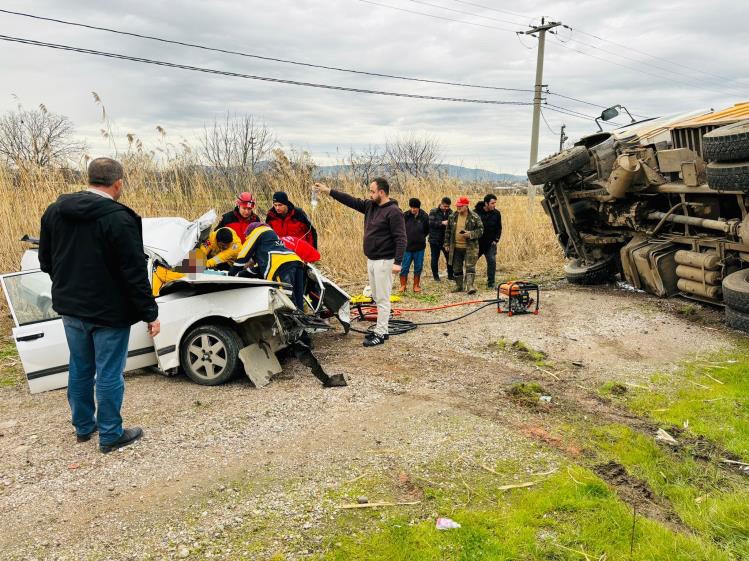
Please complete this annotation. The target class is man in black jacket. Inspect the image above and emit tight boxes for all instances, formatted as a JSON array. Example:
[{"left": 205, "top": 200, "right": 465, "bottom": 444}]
[
  {"left": 39, "top": 158, "right": 160, "bottom": 453},
  {"left": 400, "top": 198, "right": 429, "bottom": 293},
  {"left": 474, "top": 194, "right": 502, "bottom": 289},
  {"left": 313, "top": 178, "right": 406, "bottom": 347},
  {"left": 428, "top": 197, "right": 453, "bottom": 281}
]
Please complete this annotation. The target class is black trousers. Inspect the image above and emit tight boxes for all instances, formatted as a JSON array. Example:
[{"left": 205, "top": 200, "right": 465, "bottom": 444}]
[
  {"left": 277, "top": 262, "right": 306, "bottom": 310},
  {"left": 478, "top": 243, "right": 498, "bottom": 286},
  {"left": 430, "top": 243, "right": 453, "bottom": 280}
]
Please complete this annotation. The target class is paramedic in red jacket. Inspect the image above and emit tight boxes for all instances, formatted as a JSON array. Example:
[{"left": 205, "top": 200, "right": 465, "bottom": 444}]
[
  {"left": 216, "top": 192, "right": 260, "bottom": 242},
  {"left": 266, "top": 191, "right": 318, "bottom": 248}
]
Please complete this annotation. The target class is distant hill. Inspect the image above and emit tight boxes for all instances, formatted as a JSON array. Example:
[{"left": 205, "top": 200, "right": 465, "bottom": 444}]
[{"left": 314, "top": 164, "right": 526, "bottom": 183}]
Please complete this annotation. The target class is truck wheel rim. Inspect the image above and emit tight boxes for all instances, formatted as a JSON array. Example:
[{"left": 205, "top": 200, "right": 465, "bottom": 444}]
[{"left": 187, "top": 334, "right": 228, "bottom": 380}]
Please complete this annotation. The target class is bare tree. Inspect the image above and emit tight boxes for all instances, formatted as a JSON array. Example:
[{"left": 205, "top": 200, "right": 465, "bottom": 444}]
[
  {"left": 200, "top": 113, "right": 275, "bottom": 188},
  {"left": 348, "top": 144, "right": 386, "bottom": 185},
  {"left": 0, "top": 105, "right": 85, "bottom": 169},
  {"left": 385, "top": 134, "right": 441, "bottom": 178}
]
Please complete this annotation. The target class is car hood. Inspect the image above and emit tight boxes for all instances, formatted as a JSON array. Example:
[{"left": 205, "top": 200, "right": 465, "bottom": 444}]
[{"left": 142, "top": 209, "right": 217, "bottom": 268}]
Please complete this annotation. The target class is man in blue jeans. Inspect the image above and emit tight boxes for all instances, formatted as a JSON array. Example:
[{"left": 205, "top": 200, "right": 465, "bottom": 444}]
[
  {"left": 39, "top": 157, "right": 160, "bottom": 453},
  {"left": 399, "top": 198, "right": 430, "bottom": 293}
]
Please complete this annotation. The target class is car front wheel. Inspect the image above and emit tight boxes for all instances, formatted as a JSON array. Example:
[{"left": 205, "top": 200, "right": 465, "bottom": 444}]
[{"left": 180, "top": 323, "right": 242, "bottom": 386}]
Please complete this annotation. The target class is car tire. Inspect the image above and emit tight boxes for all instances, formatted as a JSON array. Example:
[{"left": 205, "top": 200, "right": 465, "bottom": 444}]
[
  {"left": 725, "top": 306, "right": 749, "bottom": 334},
  {"left": 180, "top": 323, "right": 242, "bottom": 386},
  {"left": 722, "top": 269, "right": 749, "bottom": 314},
  {"left": 706, "top": 161, "right": 749, "bottom": 192},
  {"left": 527, "top": 146, "right": 590, "bottom": 185},
  {"left": 703, "top": 120, "right": 749, "bottom": 162},
  {"left": 565, "top": 255, "right": 617, "bottom": 285}
]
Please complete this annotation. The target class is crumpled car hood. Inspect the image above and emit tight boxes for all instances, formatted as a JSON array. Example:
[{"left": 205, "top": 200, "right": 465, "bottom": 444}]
[{"left": 142, "top": 209, "right": 217, "bottom": 267}]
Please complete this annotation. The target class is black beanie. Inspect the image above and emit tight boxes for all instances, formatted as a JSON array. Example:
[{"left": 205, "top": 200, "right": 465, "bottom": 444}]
[
  {"left": 215, "top": 228, "right": 233, "bottom": 244},
  {"left": 272, "top": 191, "right": 290, "bottom": 206}
]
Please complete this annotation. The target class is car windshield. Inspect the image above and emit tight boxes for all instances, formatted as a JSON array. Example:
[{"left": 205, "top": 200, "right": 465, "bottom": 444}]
[{"left": 2, "top": 271, "right": 59, "bottom": 326}]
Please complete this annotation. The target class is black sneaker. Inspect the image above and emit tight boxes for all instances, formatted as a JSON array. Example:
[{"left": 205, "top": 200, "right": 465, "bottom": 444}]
[
  {"left": 365, "top": 332, "right": 389, "bottom": 340},
  {"left": 363, "top": 334, "right": 387, "bottom": 347},
  {"left": 76, "top": 427, "right": 98, "bottom": 443},
  {"left": 100, "top": 427, "right": 144, "bottom": 454}
]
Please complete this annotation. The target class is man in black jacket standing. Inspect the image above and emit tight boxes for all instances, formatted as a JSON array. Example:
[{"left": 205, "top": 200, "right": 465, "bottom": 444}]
[
  {"left": 428, "top": 197, "right": 453, "bottom": 281},
  {"left": 39, "top": 158, "right": 160, "bottom": 453},
  {"left": 474, "top": 194, "right": 502, "bottom": 289},
  {"left": 400, "top": 198, "right": 430, "bottom": 293},
  {"left": 313, "top": 178, "right": 406, "bottom": 347}
]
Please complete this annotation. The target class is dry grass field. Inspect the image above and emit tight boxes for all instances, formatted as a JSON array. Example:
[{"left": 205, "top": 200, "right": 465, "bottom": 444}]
[{"left": 0, "top": 161, "right": 563, "bottom": 332}]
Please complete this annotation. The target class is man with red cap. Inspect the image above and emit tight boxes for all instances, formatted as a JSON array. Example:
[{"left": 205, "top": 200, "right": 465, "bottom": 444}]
[
  {"left": 216, "top": 192, "right": 260, "bottom": 243},
  {"left": 444, "top": 196, "right": 484, "bottom": 295}
]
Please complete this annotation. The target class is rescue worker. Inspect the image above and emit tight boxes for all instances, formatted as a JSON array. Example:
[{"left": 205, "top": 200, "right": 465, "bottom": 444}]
[
  {"left": 203, "top": 227, "right": 242, "bottom": 270},
  {"left": 216, "top": 192, "right": 260, "bottom": 242},
  {"left": 266, "top": 191, "right": 318, "bottom": 248},
  {"left": 428, "top": 197, "right": 453, "bottom": 281},
  {"left": 444, "top": 196, "right": 483, "bottom": 295},
  {"left": 474, "top": 194, "right": 502, "bottom": 289},
  {"left": 400, "top": 198, "right": 429, "bottom": 293},
  {"left": 229, "top": 222, "right": 306, "bottom": 309}
]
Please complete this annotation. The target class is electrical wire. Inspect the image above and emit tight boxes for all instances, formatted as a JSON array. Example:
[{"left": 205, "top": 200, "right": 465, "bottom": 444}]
[
  {"left": 349, "top": 300, "right": 500, "bottom": 336},
  {"left": 550, "top": 34, "right": 745, "bottom": 98},
  {"left": 540, "top": 110, "right": 557, "bottom": 135},
  {"left": 570, "top": 26, "right": 735, "bottom": 83},
  {"left": 543, "top": 104, "right": 622, "bottom": 127},
  {"left": 448, "top": 0, "right": 533, "bottom": 21},
  {"left": 551, "top": 30, "right": 745, "bottom": 97},
  {"left": 0, "top": 34, "right": 534, "bottom": 106},
  {"left": 357, "top": 0, "right": 517, "bottom": 32},
  {"left": 407, "top": 0, "right": 527, "bottom": 27},
  {"left": 0, "top": 8, "right": 535, "bottom": 94}
]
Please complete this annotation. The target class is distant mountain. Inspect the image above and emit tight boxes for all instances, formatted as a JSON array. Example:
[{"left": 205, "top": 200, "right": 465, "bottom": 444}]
[{"left": 314, "top": 164, "right": 526, "bottom": 183}]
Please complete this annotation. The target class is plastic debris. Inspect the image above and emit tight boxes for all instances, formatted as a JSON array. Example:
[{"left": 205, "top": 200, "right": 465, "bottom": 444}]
[
  {"left": 436, "top": 517, "right": 461, "bottom": 530},
  {"left": 655, "top": 428, "right": 678, "bottom": 445},
  {"left": 539, "top": 395, "right": 552, "bottom": 403}
]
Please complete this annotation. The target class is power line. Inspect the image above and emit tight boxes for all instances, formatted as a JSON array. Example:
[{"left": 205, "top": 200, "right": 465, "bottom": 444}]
[
  {"left": 552, "top": 29, "right": 744, "bottom": 96},
  {"left": 549, "top": 34, "right": 744, "bottom": 98},
  {"left": 448, "top": 0, "right": 533, "bottom": 21},
  {"left": 0, "top": 8, "right": 534, "bottom": 94},
  {"left": 357, "top": 0, "right": 517, "bottom": 32},
  {"left": 571, "top": 27, "right": 735, "bottom": 83},
  {"left": 540, "top": 109, "right": 557, "bottom": 135},
  {"left": 544, "top": 103, "right": 622, "bottom": 127},
  {"left": 546, "top": 91, "right": 649, "bottom": 119},
  {"left": 406, "top": 0, "right": 526, "bottom": 27},
  {"left": 0, "top": 34, "right": 534, "bottom": 106}
]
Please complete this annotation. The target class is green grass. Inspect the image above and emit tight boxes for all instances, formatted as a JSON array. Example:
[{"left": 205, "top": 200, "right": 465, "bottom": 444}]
[
  {"left": 0, "top": 340, "right": 23, "bottom": 388},
  {"left": 493, "top": 338, "right": 551, "bottom": 368},
  {"left": 626, "top": 347, "right": 749, "bottom": 460},
  {"left": 321, "top": 467, "right": 725, "bottom": 561}
]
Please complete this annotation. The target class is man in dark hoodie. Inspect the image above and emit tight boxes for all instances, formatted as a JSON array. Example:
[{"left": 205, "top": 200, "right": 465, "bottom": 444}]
[
  {"left": 399, "top": 197, "right": 429, "bottom": 293},
  {"left": 266, "top": 191, "right": 318, "bottom": 248},
  {"left": 474, "top": 194, "right": 502, "bottom": 289},
  {"left": 39, "top": 157, "right": 159, "bottom": 453},
  {"left": 313, "top": 178, "right": 406, "bottom": 347}
]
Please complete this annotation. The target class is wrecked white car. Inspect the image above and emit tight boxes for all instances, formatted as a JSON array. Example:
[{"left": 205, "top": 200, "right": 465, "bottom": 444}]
[{"left": 2, "top": 211, "right": 350, "bottom": 394}]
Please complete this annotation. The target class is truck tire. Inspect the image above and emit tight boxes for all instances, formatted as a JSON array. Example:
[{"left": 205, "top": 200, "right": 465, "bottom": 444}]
[
  {"left": 527, "top": 146, "right": 590, "bottom": 185},
  {"left": 703, "top": 120, "right": 749, "bottom": 162},
  {"left": 180, "top": 323, "right": 242, "bottom": 386},
  {"left": 564, "top": 255, "right": 617, "bottom": 285},
  {"left": 706, "top": 161, "right": 749, "bottom": 192},
  {"left": 725, "top": 306, "right": 749, "bottom": 334},
  {"left": 722, "top": 269, "right": 749, "bottom": 314}
]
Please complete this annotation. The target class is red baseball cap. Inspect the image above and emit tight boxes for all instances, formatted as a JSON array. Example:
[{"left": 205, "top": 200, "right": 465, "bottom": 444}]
[
  {"left": 237, "top": 192, "right": 256, "bottom": 208},
  {"left": 456, "top": 196, "right": 470, "bottom": 207}
]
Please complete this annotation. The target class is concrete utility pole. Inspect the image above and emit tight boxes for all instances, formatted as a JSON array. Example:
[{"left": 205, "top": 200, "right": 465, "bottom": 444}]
[{"left": 524, "top": 18, "right": 562, "bottom": 169}]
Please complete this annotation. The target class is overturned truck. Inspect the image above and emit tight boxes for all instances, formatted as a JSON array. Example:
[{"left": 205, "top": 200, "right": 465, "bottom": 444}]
[{"left": 528, "top": 102, "right": 749, "bottom": 333}]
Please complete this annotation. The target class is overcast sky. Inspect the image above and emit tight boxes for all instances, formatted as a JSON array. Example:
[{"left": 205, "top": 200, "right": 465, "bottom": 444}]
[{"left": 0, "top": 0, "right": 746, "bottom": 175}]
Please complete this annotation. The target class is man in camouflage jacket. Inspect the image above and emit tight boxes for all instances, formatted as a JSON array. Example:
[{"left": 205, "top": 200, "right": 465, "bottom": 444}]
[{"left": 444, "top": 196, "right": 484, "bottom": 294}]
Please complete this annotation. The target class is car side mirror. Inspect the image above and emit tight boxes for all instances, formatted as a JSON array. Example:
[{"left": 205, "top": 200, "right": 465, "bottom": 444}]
[{"left": 601, "top": 107, "right": 620, "bottom": 121}]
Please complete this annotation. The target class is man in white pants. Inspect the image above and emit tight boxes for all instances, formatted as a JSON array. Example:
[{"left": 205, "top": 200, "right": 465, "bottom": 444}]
[{"left": 313, "top": 178, "right": 406, "bottom": 346}]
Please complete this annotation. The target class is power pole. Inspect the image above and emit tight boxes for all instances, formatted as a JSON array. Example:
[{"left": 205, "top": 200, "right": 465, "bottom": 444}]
[
  {"left": 524, "top": 18, "right": 562, "bottom": 169},
  {"left": 559, "top": 124, "right": 568, "bottom": 152}
]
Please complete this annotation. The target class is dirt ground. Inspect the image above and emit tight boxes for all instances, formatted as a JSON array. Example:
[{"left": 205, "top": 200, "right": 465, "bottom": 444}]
[{"left": 0, "top": 283, "right": 739, "bottom": 560}]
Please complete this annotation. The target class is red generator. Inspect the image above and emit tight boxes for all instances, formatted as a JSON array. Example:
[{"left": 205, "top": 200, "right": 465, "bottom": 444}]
[{"left": 497, "top": 281, "right": 540, "bottom": 316}]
